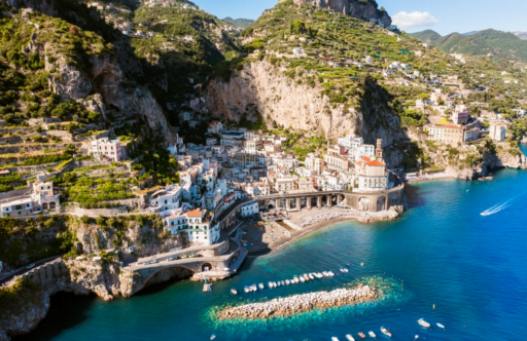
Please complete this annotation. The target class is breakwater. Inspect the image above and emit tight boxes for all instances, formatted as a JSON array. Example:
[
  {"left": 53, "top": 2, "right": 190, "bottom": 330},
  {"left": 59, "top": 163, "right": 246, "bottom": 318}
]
[{"left": 216, "top": 282, "right": 381, "bottom": 320}]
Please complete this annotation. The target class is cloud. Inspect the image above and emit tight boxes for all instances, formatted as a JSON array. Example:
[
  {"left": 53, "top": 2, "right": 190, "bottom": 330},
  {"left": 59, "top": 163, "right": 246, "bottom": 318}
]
[{"left": 392, "top": 11, "right": 438, "bottom": 31}]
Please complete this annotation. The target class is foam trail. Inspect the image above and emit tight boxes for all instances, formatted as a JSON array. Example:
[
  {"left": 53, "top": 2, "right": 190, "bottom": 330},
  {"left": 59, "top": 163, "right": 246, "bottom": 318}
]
[{"left": 479, "top": 190, "right": 527, "bottom": 217}]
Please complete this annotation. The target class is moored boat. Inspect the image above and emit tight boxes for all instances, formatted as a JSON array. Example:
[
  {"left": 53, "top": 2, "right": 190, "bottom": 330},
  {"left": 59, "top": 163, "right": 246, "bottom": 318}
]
[
  {"left": 345, "top": 334, "right": 356, "bottom": 341},
  {"left": 436, "top": 322, "right": 445, "bottom": 329},
  {"left": 417, "top": 318, "right": 431, "bottom": 329},
  {"left": 331, "top": 337, "right": 340, "bottom": 341},
  {"left": 380, "top": 326, "right": 392, "bottom": 338},
  {"left": 357, "top": 331, "right": 367, "bottom": 339},
  {"left": 230, "top": 288, "right": 237, "bottom": 295},
  {"left": 368, "top": 330, "right": 376, "bottom": 338}
]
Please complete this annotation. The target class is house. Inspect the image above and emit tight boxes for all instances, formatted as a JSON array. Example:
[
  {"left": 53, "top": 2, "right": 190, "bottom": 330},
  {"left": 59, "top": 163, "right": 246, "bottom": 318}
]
[
  {"left": 452, "top": 110, "right": 470, "bottom": 125},
  {"left": 90, "top": 135, "right": 127, "bottom": 162},
  {"left": 148, "top": 185, "right": 182, "bottom": 215},
  {"left": 240, "top": 201, "right": 259, "bottom": 217},
  {"left": 0, "top": 176, "right": 60, "bottom": 218},
  {"left": 489, "top": 121, "right": 507, "bottom": 142},
  {"left": 163, "top": 208, "right": 220, "bottom": 246},
  {"left": 426, "top": 124, "right": 464, "bottom": 145},
  {"left": 275, "top": 177, "right": 297, "bottom": 193},
  {"left": 324, "top": 146, "right": 350, "bottom": 173},
  {"left": 304, "top": 153, "right": 323, "bottom": 175}
]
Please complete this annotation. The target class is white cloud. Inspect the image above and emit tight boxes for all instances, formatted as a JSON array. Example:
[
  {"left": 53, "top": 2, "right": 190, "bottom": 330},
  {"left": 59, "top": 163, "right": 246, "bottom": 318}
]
[{"left": 392, "top": 11, "right": 438, "bottom": 31}]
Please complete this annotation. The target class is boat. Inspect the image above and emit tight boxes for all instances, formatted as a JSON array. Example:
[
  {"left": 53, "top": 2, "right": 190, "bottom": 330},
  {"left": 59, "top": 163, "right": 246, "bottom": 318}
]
[
  {"left": 345, "top": 334, "right": 356, "bottom": 341},
  {"left": 436, "top": 322, "right": 446, "bottom": 329},
  {"left": 331, "top": 337, "right": 340, "bottom": 341},
  {"left": 368, "top": 331, "right": 376, "bottom": 338},
  {"left": 417, "top": 318, "right": 431, "bottom": 329},
  {"left": 340, "top": 268, "right": 349, "bottom": 273},
  {"left": 202, "top": 281, "right": 212, "bottom": 293},
  {"left": 357, "top": 332, "right": 367, "bottom": 339},
  {"left": 414, "top": 335, "right": 420, "bottom": 340},
  {"left": 210, "top": 334, "right": 216, "bottom": 340},
  {"left": 258, "top": 283, "right": 264, "bottom": 290},
  {"left": 380, "top": 326, "right": 392, "bottom": 338},
  {"left": 230, "top": 288, "right": 238, "bottom": 295}
]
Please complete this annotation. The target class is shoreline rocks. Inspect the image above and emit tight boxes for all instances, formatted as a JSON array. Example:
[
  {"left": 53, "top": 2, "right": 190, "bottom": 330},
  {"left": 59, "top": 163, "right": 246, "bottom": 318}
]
[{"left": 216, "top": 283, "right": 381, "bottom": 320}]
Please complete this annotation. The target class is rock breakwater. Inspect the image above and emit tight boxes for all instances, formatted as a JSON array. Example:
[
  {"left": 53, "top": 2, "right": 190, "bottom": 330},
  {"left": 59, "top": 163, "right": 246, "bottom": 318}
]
[{"left": 216, "top": 282, "right": 381, "bottom": 320}]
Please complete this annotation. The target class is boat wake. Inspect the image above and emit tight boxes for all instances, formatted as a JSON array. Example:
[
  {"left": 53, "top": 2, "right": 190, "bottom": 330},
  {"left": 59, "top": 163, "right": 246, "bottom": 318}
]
[{"left": 480, "top": 200, "right": 512, "bottom": 217}]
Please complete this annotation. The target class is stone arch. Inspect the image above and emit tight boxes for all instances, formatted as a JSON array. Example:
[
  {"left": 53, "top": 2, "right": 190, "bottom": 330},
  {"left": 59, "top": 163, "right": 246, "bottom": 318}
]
[
  {"left": 377, "top": 196, "right": 386, "bottom": 211},
  {"left": 358, "top": 197, "right": 370, "bottom": 211}
]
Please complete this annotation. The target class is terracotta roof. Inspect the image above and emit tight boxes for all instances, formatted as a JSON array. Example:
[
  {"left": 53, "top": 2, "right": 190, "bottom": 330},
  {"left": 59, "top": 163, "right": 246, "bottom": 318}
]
[
  {"left": 366, "top": 160, "right": 385, "bottom": 167},
  {"left": 185, "top": 208, "right": 202, "bottom": 218}
]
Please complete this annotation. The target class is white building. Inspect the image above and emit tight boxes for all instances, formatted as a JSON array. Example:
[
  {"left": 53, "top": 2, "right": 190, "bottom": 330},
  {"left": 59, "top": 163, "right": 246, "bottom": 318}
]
[
  {"left": 489, "top": 122, "right": 507, "bottom": 142},
  {"left": 0, "top": 176, "right": 60, "bottom": 218},
  {"left": 149, "top": 185, "right": 182, "bottom": 215},
  {"left": 90, "top": 136, "right": 127, "bottom": 162},
  {"left": 163, "top": 208, "right": 220, "bottom": 246},
  {"left": 356, "top": 157, "right": 388, "bottom": 192},
  {"left": 275, "top": 177, "right": 297, "bottom": 193},
  {"left": 240, "top": 201, "right": 259, "bottom": 217}
]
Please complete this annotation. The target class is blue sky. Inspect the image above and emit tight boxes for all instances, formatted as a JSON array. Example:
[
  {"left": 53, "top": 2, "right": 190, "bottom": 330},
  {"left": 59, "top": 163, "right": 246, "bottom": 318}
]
[{"left": 192, "top": 0, "right": 527, "bottom": 35}]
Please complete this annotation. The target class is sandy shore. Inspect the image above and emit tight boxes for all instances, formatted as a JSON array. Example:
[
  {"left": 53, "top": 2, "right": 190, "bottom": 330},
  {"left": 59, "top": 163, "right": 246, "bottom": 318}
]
[{"left": 243, "top": 206, "right": 403, "bottom": 255}]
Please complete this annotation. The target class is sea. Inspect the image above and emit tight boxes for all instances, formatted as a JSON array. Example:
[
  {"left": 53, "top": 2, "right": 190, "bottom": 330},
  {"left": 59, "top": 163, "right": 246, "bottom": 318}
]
[{"left": 22, "top": 169, "right": 527, "bottom": 341}]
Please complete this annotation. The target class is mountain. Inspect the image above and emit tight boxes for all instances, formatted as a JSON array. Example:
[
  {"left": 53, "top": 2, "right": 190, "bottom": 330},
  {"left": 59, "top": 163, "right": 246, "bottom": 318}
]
[
  {"left": 223, "top": 17, "right": 254, "bottom": 29},
  {"left": 412, "top": 29, "right": 527, "bottom": 63},
  {"left": 411, "top": 29, "right": 441, "bottom": 44},
  {"left": 513, "top": 32, "right": 527, "bottom": 40},
  {"left": 291, "top": 0, "right": 392, "bottom": 28}
]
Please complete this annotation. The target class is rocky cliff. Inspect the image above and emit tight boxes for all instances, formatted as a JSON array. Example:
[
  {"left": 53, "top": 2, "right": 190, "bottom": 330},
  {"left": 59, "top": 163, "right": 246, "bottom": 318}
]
[{"left": 291, "top": 0, "right": 392, "bottom": 27}]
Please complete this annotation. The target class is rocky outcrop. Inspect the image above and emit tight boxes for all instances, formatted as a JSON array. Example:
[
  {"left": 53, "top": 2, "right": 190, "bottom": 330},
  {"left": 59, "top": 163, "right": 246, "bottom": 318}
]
[
  {"left": 207, "top": 61, "right": 404, "bottom": 141},
  {"left": 292, "top": 0, "right": 392, "bottom": 28}
]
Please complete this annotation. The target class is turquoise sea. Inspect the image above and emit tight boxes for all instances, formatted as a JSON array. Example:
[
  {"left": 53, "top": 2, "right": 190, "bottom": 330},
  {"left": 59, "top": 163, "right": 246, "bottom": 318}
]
[{"left": 23, "top": 169, "right": 527, "bottom": 341}]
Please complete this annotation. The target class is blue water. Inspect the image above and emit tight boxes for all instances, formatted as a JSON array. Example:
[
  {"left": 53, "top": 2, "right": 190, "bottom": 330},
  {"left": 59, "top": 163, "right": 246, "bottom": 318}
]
[{"left": 27, "top": 170, "right": 527, "bottom": 340}]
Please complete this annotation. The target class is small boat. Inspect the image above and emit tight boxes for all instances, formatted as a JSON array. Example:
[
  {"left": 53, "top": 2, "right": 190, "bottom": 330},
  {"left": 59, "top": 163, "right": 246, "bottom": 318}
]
[
  {"left": 203, "top": 282, "right": 212, "bottom": 293},
  {"left": 380, "top": 326, "right": 392, "bottom": 338},
  {"left": 368, "top": 331, "right": 376, "bottom": 338},
  {"left": 331, "top": 337, "right": 340, "bottom": 341},
  {"left": 417, "top": 318, "right": 431, "bottom": 329},
  {"left": 360, "top": 262, "right": 365, "bottom": 267},
  {"left": 414, "top": 335, "right": 420, "bottom": 340},
  {"left": 258, "top": 283, "right": 264, "bottom": 290},
  {"left": 210, "top": 334, "right": 216, "bottom": 340},
  {"left": 436, "top": 322, "right": 446, "bottom": 329},
  {"left": 230, "top": 288, "right": 238, "bottom": 295},
  {"left": 345, "top": 334, "right": 356, "bottom": 341},
  {"left": 357, "top": 332, "right": 367, "bottom": 339},
  {"left": 340, "top": 268, "right": 349, "bottom": 273}
]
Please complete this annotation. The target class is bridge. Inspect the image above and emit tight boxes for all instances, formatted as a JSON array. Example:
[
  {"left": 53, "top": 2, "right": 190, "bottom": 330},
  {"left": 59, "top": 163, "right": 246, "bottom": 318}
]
[
  {"left": 254, "top": 184, "right": 405, "bottom": 213},
  {"left": 123, "top": 235, "right": 248, "bottom": 288}
]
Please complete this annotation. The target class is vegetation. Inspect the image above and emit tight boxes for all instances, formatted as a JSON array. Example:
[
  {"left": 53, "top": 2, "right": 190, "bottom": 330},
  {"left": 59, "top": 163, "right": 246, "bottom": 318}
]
[
  {"left": 0, "top": 277, "right": 42, "bottom": 321},
  {"left": 0, "top": 217, "right": 74, "bottom": 267}
]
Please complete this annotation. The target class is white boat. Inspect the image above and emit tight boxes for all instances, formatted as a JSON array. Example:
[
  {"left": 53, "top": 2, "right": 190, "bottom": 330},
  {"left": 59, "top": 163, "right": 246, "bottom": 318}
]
[
  {"left": 414, "top": 335, "right": 420, "bottom": 340},
  {"left": 340, "top": 268, "right": 349, "bottom": 273},
  {"left": 357, "top": 332, "right": 367, "bottom": 339},
  {"left": 202, "top": 282, "right": 212, "bottom": 292},
  {"left": 210, "top": 334, "right": 216, "bottom": 340},
  {"left": 230, "top": 288, "right": 238, "bottom": 295},
  {"left": 417, "top": 318, "right": 431, "bottom": 329},
  {"left": 368, "top": 331, "right": 376, "bottom": 338},
  {"left": 380, "top": 326, "right": 392, "bottom": 338},
  {"left": 436, "top": 322, "right": 446, "bottom": 329},
  {"left": 258, "top": 283, "right": 264, "bottom": 290},
  {"left": 345, "top": 334, "right": 355, "bottom": 341},
  {"left": 331, "top": 337, "right": 340, "bottom": 341}
]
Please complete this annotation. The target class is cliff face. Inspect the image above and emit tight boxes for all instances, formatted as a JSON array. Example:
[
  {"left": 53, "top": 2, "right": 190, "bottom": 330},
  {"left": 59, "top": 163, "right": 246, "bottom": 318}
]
[{"left": 292, "top": 0, "right": 392, "bottom": 27}]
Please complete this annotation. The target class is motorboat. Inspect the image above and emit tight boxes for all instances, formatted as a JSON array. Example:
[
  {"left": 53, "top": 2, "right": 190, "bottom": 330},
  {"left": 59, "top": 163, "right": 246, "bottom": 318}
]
[
  {"left": 417, "top": 318, "right": 431, "bottom": 329},
  {"left": 357, "top": 332, "right": 367, "bottom": 339},
  {"left": 331, "top": 337, "right": 340, "bottom": 341},
  {"left": 345, "top": 334, "right": 355, "bottom": 341},
  {"left": 380, "top": 326, "right": 392, "bottom": 338},
  {"left": 368, "top": 331, "right": 376, "bottom": 338},
  {"left": 230, "top": 288, "right": 238, "bottom": 295},
  {"left": 436, "top": 322, "right": 446, "bottom": 329}
]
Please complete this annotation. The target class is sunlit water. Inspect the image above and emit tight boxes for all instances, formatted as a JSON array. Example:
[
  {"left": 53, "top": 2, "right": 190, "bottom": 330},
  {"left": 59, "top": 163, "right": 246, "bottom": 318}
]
[{"left": 24, "top": 170, "right": 527, "bottom": 340}]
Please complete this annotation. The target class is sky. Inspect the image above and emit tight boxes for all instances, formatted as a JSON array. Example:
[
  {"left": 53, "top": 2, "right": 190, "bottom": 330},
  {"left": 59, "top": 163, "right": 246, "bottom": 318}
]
[{"left": 191, "top": 0, "right": 527, "bottom": 35}]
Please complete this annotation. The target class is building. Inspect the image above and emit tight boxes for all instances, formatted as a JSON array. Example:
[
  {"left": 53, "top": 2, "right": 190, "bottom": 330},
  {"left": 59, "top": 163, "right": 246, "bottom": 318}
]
[
  {"left": 452, "top": 110, "right": 470, "bottom": 125},
  {"left": 426, "top": 124, "right": 464, "bottom": 145},
  {"left": 0, "top": 176, "right": 60, "bottom": 218},
  {"left": 324, "top": 146, "right": 350, "bottom": 173},
  {"left": 240, "top": 201, "right": 259, "bottom": 217},
  {"left": 275, "top": 177, "right": 297, "bottom": 193},
  {"left": 90, "top": 136, "right": 127, "bottom": 162},
  {"left": 163, "top": 208, "right": 220, "bottom": 246},
  {"left": 356, "top": 157, "right": 388, "bottom": 192},
  {"left": 148, "top": 185, "right": 182, "bottom": 214},
  {"left": 304, "top": 153, "right": 323, "bottom": 175},
  {"left": 489, "top": 121, "right": 507, "bottom": 142}
]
